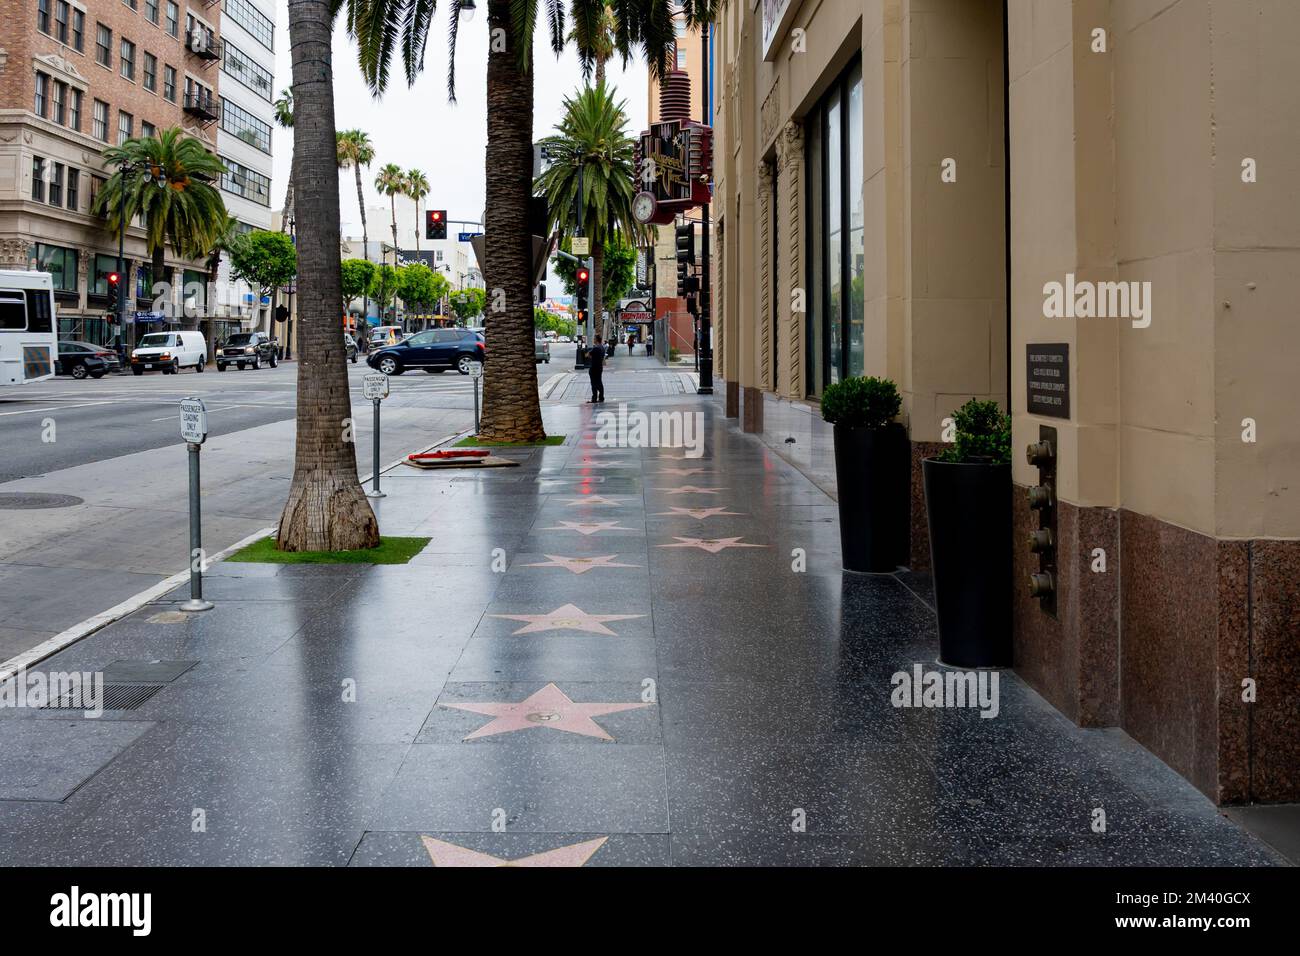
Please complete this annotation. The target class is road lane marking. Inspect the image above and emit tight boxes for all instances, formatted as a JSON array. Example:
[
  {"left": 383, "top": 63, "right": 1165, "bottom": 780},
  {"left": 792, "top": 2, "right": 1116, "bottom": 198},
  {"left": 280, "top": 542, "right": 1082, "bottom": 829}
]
[{"left": 0, "top": 401, "right": 113, "bottom": 417}]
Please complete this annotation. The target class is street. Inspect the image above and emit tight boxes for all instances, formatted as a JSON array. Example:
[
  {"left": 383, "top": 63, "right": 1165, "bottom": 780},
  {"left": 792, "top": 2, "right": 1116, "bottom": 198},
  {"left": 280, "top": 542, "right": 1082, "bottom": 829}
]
[{"left": 0, "top": 357, "right": 570, "bottom": 662}]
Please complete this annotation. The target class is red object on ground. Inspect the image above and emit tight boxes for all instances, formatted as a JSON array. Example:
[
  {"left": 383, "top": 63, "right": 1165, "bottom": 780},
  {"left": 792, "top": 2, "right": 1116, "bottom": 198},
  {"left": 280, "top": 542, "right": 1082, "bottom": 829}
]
[{"left": 408, "top": 450, "right": 490, "bottom": 461}]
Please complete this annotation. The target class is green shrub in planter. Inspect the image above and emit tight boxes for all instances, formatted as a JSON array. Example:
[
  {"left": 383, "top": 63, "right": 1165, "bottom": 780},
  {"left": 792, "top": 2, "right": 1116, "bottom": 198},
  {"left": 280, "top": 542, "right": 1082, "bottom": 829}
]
[
  {"left": 821, "top": 376, "right": 908, "bottom": 573},
  {"left": 923, "top": 397, "right": 1012, "bottom": 667}
]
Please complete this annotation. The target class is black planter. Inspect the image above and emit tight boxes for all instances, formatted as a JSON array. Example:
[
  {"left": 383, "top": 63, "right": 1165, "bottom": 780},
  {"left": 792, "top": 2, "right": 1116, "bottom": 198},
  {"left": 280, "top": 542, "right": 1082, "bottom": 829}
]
[
  {"left": 921, "top": 457, "right": 1011, "bottom": 667},
  {"left": 832, "top": 422, "right": 909, "bottom": 573}
]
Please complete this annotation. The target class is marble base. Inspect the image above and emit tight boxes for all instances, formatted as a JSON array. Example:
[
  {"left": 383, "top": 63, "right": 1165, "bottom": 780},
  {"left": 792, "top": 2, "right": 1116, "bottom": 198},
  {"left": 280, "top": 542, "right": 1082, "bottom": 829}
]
[
  {"left": 909, "top": 441, "right": 946, "bottom": 571},
  {"left": 742, "top": 385, "right": 764, "bottom": 434},
  {"left": 725, "top": 380, "right": 740, "bottom": 418}
]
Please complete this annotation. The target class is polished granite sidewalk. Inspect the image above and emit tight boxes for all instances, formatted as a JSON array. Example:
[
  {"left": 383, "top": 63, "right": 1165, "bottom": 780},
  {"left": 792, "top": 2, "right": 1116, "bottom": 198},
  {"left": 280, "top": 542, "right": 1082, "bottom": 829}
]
[{"left": 0, "top": 394, "right": 1285, "bottom": 866}]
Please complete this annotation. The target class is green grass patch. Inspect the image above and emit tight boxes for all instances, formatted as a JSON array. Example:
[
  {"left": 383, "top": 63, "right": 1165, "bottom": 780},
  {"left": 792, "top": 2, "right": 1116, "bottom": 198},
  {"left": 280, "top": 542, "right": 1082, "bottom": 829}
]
[
  {"left": 227, "top": 535, "right": 430, "bottom": 565},
  {"left": 453, "top": 434, "right": 566, "bottom": 447}
]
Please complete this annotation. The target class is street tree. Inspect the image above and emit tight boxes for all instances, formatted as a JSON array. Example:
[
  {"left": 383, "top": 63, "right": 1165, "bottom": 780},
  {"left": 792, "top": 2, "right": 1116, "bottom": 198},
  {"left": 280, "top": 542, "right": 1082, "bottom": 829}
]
[
  {"left": 450, "top": 287, "right": 487, "bottom": 322},
  {"left": 553, "top": 235, "right": 636, "bottom": 317},
  {"left": 396, "top": 261, "right": 446, "bottom": 313},
  {"left": 279, "top": 0, "right": 379, "bottom": 552},
  {"left": 342, "top": 0, "right": 714, "bottom": 442},
  {"left": 406, "top": 169, "right": 430, "bottom": 255},
  {"left": 228, "top": 230, "right": 298, "bottom": 304},
  {"left": 371, "top": 264, "right": 400, "bottom": 321},
  {"left": 336, "top": 130, "right": 376, "bottom": 263},
  {"left": 375, "top": 163, "right": 407, "bottom": 268},
  {"left": 340, "top": 258, "right": 377, "bottom": 309}
]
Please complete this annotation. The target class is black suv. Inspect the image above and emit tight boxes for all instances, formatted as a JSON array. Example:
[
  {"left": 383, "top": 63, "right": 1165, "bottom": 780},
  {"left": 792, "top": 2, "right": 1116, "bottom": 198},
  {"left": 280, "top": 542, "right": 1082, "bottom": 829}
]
[
  {"left": 217, "top": 331, "right": 279, "bottom": 371},
  {"left": 367, "top": 328, "right": 485, "bottom": 375}
]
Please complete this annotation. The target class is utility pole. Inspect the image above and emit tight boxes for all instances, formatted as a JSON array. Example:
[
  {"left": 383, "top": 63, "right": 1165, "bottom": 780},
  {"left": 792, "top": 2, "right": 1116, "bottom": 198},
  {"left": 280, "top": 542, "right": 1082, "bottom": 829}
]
[{"left": 697, "top": 19, "right": 714, "bottom": 395}]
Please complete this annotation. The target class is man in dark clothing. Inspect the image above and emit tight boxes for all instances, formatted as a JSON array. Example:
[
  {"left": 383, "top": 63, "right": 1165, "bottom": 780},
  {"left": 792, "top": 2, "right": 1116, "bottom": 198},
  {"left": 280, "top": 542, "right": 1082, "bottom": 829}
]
[{"left": 588, "top": 335, "right": 605, "bottom": 403}]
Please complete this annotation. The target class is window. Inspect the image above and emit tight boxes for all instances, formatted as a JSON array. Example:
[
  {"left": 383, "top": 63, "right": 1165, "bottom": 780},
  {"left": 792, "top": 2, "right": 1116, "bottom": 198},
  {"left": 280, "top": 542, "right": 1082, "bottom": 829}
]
[
  {"left": 165, "top": 1, "right": 178, "bottom": 37},
  {"left": 96, "top": 23, "right": 111, "bottom": 67},
  {"left": 120, "top": 39, "right": 135, "bottom": 80},
  {"left": 224, "top": 0, "right": 273, "bottom": 51},
  {"left": 141, "top": 121, "right": 156, "bottom": 138},
  {"left": 37, "top": 0, "right": 51, "bottom": 34},
  {"left": 68, "top": 89, "right": 81, "bottom": 130},
  {"left": 163, "top": 65, "right": 176, "bottom": 101},
  {"left": 54, "top": 1, "right": 69, "bottom": 42},
  {"left": 221, "top": 40, "right": 274, "bottom": 100},
  {"left": 92, "top": 99, "right": 108, "bottom": 140},
  {"left": 143, "top": 52, "right": 156, "bottom": 91},
  {"left": 123, "top": 0, "right": 136, "bottom": 9},
  {"left": 118, "top": 110, "right": 133, "bottom": 145},
  {"left": 219, "top": 156, "right": 271, "bottom": 206},
  {"left": 49, "top": 163, "right": 64, "bottom": 207},
  {"left": 93, "top": 255, "right": 121, "bottom": 296},
  {"left": 51, "top": 80, "right": 65, "bottom": 124},
  {"left": 34, "top": 72, "right": 49, "bottom": 117},
  {"left": 71, "top": 9, "right": 84, "bottom": 51},
  {"left": 676, "top": 46, "right": 686, "bottom": 70},
  {"left": 220, "top": 98, "right": 271, "bottom": 152},
  {"left": 145, "top": 0, "right": 158, "bottom": 24},
  {"left": 804, "top": 58, "right": 864, "bottom": 395},
  {"left": 0, "top": 292, "right": 27, "bottom": 331},
  {"left": 32, "top": 157, "right": 46, "bottom": 202},
  {"left": 66, "top": 169, "right": 80, "bottom": 210}
]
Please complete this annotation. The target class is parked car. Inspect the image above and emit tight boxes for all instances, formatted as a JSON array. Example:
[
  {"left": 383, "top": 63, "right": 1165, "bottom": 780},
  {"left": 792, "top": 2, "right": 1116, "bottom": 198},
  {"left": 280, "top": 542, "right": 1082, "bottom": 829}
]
[
  {"left": 367, "top": 328, "right": 485, "bottom": 376},
  {"left": 216, "top": 331, "right": 279, "bottom": 371},
  {"left": 344, "top": 333, "right": 359, "bottom": 363},
  {"left": 535, "top": 336, "right": 551, "bottom": 364},
  {"left": 57, "top": 340, "right": 120, "bottom": 378},
  {"left": 557, "top": 335, "right": 572, "bottom": 343},
  {"left": 369, "top": 325, "right": 405, "bottom": 348},
  {"left": 131, "top": 330, "right": 207, "bottom": 375}
]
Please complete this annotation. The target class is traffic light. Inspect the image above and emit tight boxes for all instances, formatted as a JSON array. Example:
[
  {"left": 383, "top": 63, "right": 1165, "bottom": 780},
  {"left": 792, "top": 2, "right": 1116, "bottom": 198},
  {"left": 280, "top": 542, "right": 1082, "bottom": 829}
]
[
  {"left": 536, "top": 282, "right": 546, "bottom": 302},
  {"left": 574, "top": 266, "right": 589, "bottom": 325},
  {"left": 675, "top": 222, "right": 695, "bottom": 297},
  {"left": 106, "top": 272, "right": 121, "bottom": 312},
  {"left": 426, "top": 209, "right": 446, "bottom": 240}
]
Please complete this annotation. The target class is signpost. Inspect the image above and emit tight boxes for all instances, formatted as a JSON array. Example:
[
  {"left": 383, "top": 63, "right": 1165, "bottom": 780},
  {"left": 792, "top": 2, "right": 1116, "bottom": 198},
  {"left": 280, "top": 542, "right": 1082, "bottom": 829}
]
[
  {"left": 363, "top": 372, "right": 390, "bottom": 498},
  {"left": 468, "top": 360, "right": 483, "bottom": 434},
  {"left": 178, "top": 397, "right": 213, "bottom": 613},
  {"left": 571, "top": 237, "right": 590, "bottom": 256}
]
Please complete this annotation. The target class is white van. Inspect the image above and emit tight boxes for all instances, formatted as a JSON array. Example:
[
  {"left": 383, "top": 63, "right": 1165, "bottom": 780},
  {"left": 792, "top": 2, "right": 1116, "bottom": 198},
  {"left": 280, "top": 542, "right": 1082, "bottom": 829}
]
[{"left": 130, "top": 330, "right": 207, "bottom": 374}]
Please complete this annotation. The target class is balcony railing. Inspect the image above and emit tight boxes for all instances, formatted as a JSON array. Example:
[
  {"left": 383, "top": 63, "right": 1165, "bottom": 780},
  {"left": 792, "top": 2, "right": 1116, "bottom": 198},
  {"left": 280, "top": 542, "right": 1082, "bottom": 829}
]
[
  {"left": 187, "top": 29, "right": 222, "bottom": 61},
  {"left": 182, "top": 92, "right": 219, "bottom": 121}
]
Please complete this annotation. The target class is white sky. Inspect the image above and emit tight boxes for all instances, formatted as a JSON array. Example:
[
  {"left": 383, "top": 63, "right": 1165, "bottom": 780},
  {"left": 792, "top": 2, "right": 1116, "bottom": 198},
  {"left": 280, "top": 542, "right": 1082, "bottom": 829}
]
[{"left": 269, "top": 3, "right": 651, "bottom": 241}]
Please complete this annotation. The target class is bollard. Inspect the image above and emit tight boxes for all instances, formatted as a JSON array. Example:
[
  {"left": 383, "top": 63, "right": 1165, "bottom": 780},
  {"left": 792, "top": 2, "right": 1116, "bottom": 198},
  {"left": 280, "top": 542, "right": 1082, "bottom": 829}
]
[{"left": 178, "top": 398, "right": 213, "bottom": 612}]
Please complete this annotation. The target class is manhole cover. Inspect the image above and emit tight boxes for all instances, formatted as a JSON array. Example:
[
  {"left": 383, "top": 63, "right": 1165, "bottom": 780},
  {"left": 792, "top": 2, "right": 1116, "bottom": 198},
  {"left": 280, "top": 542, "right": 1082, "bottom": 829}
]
[{"left": 0, "top": 492, "right": 84, "bottom": 510}]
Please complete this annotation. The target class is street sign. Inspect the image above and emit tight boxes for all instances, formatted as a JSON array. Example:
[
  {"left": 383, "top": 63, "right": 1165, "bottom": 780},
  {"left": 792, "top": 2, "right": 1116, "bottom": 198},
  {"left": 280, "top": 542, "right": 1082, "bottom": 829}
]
[
  {"left": 363, "top": 372, "right": 390, "bottom": 400},
  {"left": 179, "top": 397, "right": 207, "bottom": 444},
  {"left": 457, "top": 232, "right": 482, "bottom": 242},
  {"left": 571, "top": 237, "right": 590, "bottom": 256},
  {"left": 468, "top": 362, "right": 483, "bottom": 379}
]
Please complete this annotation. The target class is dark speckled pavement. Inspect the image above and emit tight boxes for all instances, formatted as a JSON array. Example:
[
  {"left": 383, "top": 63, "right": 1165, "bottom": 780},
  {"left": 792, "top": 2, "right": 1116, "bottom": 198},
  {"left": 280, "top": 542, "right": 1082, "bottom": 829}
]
[{"left": 0, "top": 385, "right": 1284, "bottom": 867}]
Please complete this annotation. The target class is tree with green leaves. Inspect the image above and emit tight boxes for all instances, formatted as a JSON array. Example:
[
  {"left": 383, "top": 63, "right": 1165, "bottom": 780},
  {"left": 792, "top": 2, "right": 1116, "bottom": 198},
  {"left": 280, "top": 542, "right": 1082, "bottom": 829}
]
[
  {"left": 228, "top": 230, "right": 298, "bottom": 304},
  {"left": 553, "top": 235, "right": 636, "bottom": 310},
  {"left": 405, "top": 169, "right": 430, "bottom": 255},
  {"left": 340, "top": 0, "right": 714, "bottom": 442},
  {"left": 370, "top": 263, "right": 400, "bottom": 320},
  {"left": 93, "top": 127, "right": 228, "bottom": 306},
  {"left": 374, "top": 163, "right": 407, "bottom": 268},
  {"left": 340, "top": 258, "right": 377, "bottom": 309},
  {"left": 274, "top": 88, "right": 294, "bottom": 227},
  {"left": 450, "top": 287, "right": 487, "bottom": 322},
  {"left": 336, "top": 130, "right": 376, "bottom": 262},
  {"left": 395, "top": 261, "right": 447, "bottom": 312},
  {"left": 535, "top": 81, "right": 647, "bottom": 342}
]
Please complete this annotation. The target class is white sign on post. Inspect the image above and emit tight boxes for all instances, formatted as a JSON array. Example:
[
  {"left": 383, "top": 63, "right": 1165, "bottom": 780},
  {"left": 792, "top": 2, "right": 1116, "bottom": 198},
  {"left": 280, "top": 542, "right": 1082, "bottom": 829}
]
[
  {"left": 468, "top": 362, "right": 483, "bottom": 379},
  {"left": 363, "top": 372, "right": 390, "bottom": 400},
  {"left": 571, "top": 237, "right": 590, "bottom": 256},
  {"left": 179, "top": 397, "right": 207, "bottom": 444}
]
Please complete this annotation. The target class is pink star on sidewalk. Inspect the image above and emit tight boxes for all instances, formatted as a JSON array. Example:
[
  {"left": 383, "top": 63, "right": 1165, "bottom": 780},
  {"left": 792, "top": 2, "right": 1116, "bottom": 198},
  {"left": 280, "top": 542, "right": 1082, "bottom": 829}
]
[
  {"left": 542, "top": 520, "right": 634, "bottom": 535},
  {"left": 560, "top": 494, "right": 625, "bottom": 506},
  {"left": 660, "top": 485, "right": 726, "bottom": 495},
  {"left": 651, "top": 506, "right": 745, "bottom": 519},
  {"left": 441, "top": 683, "right": 652, "bottom": 740},
  {"left": 421, "top": 836, "right": 607, "bottom": 867},
  {"left": 521, "top": 554, "right": 641, "bottom": 573},
  {"left": 658, "top": 536, "right": 768, "bottom": 553},
  {"left": 489, "top": 603, "right": 644, "bottom": 635}
]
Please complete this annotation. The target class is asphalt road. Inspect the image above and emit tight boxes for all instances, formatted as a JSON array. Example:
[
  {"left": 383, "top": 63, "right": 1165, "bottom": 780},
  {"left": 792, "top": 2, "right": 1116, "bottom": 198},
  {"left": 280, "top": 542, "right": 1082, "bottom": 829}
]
[{"left": 0, "top": 354, "right": 576, "bottom": 664}]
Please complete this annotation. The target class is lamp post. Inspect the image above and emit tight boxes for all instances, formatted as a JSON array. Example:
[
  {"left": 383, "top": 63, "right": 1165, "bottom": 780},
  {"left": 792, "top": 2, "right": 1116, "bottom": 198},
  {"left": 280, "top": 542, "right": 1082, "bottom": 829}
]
[{"left": 114, "top": 160, "right": 167, "bottom": 353}]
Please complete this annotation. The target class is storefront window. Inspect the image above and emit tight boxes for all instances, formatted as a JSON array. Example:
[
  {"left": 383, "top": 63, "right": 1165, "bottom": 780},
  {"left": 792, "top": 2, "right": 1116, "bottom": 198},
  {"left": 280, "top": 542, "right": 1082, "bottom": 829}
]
[{"left": 30, "top": 243, "right": 78, "bottom": 293}]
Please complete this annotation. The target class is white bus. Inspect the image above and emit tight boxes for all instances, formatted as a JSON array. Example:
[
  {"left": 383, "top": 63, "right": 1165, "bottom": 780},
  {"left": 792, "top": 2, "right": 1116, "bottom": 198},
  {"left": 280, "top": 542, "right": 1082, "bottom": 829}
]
[{"left": 0, "top": 270, "right": 57, "bottom": 387}]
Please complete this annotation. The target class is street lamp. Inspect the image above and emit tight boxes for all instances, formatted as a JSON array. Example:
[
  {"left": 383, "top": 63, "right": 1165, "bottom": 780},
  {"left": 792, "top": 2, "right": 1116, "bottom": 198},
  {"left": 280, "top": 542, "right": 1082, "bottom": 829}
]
[{"left": 114, "top": 160, "right": 167, "bottom": 353}]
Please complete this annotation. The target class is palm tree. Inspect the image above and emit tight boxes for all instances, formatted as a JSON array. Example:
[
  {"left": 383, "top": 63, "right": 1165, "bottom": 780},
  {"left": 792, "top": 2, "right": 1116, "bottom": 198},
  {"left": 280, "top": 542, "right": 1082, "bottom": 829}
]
[
  {"left": 405, "top": 168, "right": 430, "bottom": 255},
  {"left": 374, "top": 162, "right": 406, "bottom": 267},
  {"left": 279, "top": 0, "right": 379, "bottom": 551},
  {"left": 93, "top": 126, "right": 227, "bottom": 307},
  {"left": 569, "top": 5, "right": 616, "bottom": 86},
  {"left": 335, "top": 130, "right": 376, "bottom": 264},
  {"left": 342, "top": 0, "right": 709, "bottom": 441},
  {"left": 535, "top": 80, "right": 645, "bottom": 345},
  {"left": 273, "top": 88, "right": 294, "bottom": 228}
]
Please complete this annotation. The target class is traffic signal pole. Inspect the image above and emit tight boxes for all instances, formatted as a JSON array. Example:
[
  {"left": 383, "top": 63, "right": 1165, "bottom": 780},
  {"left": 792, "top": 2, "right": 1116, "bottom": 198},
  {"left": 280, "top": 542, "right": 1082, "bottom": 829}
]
[
  {"left": 697, "top": 20, "right": 714, "bottom": 395},
  {"left": 557, "top": 247, "right": 594, "bottom": 369},
  {"left": 116, "top": 160, "right": 128, "bottom": 345}
]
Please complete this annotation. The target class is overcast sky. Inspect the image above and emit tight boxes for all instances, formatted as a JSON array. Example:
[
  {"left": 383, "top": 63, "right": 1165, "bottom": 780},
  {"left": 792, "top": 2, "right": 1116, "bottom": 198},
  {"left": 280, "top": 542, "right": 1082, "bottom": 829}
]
[{"left": 269, "top": 3, "right": 651, "bottom": 240}]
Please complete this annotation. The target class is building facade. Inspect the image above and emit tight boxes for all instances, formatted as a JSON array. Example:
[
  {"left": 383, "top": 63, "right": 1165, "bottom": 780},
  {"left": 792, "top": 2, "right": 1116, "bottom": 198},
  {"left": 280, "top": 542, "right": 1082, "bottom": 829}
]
[{"left": 713, "top": 0, "right": 1299, "bottom": 804}]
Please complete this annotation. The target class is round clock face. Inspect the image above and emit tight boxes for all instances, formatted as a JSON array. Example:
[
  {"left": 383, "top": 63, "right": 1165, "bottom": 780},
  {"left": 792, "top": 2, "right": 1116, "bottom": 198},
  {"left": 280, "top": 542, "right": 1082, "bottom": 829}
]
[{"left": 633, "top": 191, "right": 657, "bottom": 223}]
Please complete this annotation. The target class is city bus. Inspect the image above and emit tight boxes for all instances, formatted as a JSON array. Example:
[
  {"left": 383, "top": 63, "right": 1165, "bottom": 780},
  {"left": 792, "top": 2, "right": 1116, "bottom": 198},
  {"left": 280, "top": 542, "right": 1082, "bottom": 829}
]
[{"left": 0, "top": 270, "right": 57, "bottom": 387}]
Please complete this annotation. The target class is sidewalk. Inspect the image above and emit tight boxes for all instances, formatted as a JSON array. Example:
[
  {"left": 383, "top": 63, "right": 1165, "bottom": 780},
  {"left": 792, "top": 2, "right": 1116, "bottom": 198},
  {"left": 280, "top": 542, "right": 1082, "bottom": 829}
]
[{"left": 0, "top": 386, "right": 1284, "bottom": 867}]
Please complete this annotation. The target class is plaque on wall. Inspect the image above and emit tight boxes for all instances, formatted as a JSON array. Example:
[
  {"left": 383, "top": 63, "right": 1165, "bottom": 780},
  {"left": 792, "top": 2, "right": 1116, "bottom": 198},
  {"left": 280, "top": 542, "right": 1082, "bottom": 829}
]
[{"left": 1026, "top": 343, "right": 1070, "bottom": 419}]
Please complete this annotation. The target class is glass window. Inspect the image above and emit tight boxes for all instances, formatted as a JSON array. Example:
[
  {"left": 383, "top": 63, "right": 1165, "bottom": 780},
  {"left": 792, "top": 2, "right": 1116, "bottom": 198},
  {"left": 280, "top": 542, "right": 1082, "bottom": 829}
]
[
  {"left": 120, "top": 38, "right": 135, "bottom": 80},
  {"left": 224, "top": 0, "right": 274, "bottom": 51},
  {"left": 123, "top": 0, "right": 136, "bottom": 9},
  {"left": 37, "top": 0, "right": 51, "bottom": 34},
  {"left": 676, "top": 46, "right": 687, "bottom": 70},
  {"left": 143, "top": 52, "right": 156, "bottom": 91},
  {"left": 49, "top": 162, "right": 64, "bottom": 206},
  {"left": 93, "top": 254, "right": 121, "bottom": 295},
  {"left": 52, "top": 80, "right": 65, "bottom": 124},
  {"left": 32, "top": 157, "right": 46, "bottom": 202},
  {"left": 825, "top": 88, "right": 842, "bottom": 387},
  {"left": 92, "top": 99, "right": 108, "bottom": 140},
  {"left": 34, "top": 72, "right": 48, "bottom": 117},
  {"left": 845, "top": 61, "right": 864, "bottom": 378},
  {"left": 118, "top": 110, "right": 133, "bottom": 145},
  {"left": 54, "top": 1, "right": 69, "bottom": 42},
  {"left": 219, "top": 156, "right": 271, "bottom": 206},
  {"left": 68, "top": 88, "right": 81, "bottom": 130},
  {"left": 67, "top": 168, "right": 80, "bottom": 210},
  {"left": 220, "top": 98, "right": 271, "bottom": 152},
  {"left": 0, "top": 293, "right": 26, "bottom": 331},
  {"left": 163, "top": 65, "right": 176, "bottom": 101},
  {"left": 165, "top": 1, "right": 178, "bottom": 38},
  {"left": 145, "top": 0, "right": 158, "bottom": 24},
  {"left": 221, "top": 40, "right": 274, "bottom": 100},
  {"left": 141, "top": 121, "right": 156, "bottom": 138},
  {"left": 96, "top": 23, "right": 112, "bottom": 67},
  {"left": 71, "top": 9, "right": 84, "bottom": 51}
]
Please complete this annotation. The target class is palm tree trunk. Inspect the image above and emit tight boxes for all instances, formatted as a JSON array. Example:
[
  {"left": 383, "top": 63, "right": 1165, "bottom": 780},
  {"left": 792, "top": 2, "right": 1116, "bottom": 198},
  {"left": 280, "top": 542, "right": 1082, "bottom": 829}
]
[
  {"left": 479, "top": 0, "right": 545, "bottom": 441},
  {"left": 355, "top": 163, "right": 370, "bottom": 324},
  {"left": 592, "top": 240, "right": 604, "bottom": 343},
  {"left": 278, "top": 0, "right": 379, "bottom": 551},
  {"left": 281, "top": 175, "right": 294, "bottom": 231},
  {"left": 414, "top": 203, "right": 420, "bottom": 256}
]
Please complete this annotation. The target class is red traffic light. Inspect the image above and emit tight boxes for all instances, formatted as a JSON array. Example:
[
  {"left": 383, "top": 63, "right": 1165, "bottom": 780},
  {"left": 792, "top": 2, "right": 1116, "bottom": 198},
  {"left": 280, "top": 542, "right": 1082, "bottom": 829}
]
[
  {"left": 107, "top": 272, "right": 120, "bottom": 285},
  {"left": 576, "top": 268, "right": 589, "bottom": 283},
  {"left": 430, "top": 210, "right": 442, "bottom": 221}
]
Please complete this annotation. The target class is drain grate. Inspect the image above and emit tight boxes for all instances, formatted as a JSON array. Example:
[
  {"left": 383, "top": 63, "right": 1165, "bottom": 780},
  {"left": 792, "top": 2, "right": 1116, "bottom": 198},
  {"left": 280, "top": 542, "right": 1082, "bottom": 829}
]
[
  {"left": 0, "top": 492, "right": 85, "bottom": 510},
  {"left": 42, "top": 683, "right": 164, "bottom": 712}
]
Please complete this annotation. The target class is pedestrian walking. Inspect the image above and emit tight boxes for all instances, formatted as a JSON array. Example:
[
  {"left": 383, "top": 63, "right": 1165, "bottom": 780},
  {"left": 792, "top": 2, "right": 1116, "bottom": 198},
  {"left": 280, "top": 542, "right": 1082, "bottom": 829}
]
[
  {"left": 627, "top": 332, "right": 635, "bottom": 355},
  {"left": 588, "top": 335, "right": 606, "bottom": 403}
]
